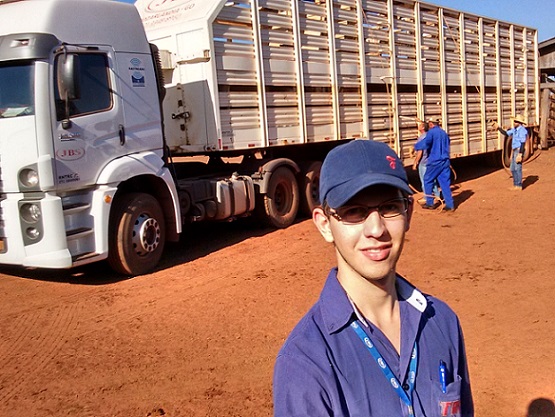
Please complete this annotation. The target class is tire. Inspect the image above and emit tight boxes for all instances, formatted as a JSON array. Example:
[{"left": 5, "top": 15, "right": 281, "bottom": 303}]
[
  {"left": 502, "top": 135, "right": 512, "bottom": 168},
  {"left": 523, "top": 130, "right": 534, "bottom": 162},
  {"left": 259, "top": 167, "right": 299, "bottom": 228},
  {"left": 299, "top": 161, "right": 322, "bottom": 217},
  {"left": 108, "top": 192, "right": 165, "bottom": 275}
]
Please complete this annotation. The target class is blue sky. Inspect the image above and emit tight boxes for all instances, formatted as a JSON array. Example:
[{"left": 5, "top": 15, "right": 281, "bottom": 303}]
[
  {"left": 423, "top": 0, "right": 555, "bottom": 42},
  {"left": 120, "top": 0, "right": 555, "bottom": 42}
]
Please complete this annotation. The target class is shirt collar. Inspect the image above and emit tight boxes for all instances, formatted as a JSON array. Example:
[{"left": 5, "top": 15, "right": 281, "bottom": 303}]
[
  {"left": 396, "top": 275, "right": 428, "bottom": 312},
  {"left": 319, "top": 268, "right": 427, "bottom": 334}
]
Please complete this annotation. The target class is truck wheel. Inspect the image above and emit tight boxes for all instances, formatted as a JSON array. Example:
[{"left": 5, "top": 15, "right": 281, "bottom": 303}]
[
  {"left": 502, "top": 135, "right": 512, "bottom": 168},
  {"left": 523, "top": 130, "right": 534, "bottom": 161},
  {"left": 260, "top": 167, "right": 299, "bottom": 228},
  {"left": 300, "top": 161, "right": 322, "bottom": 217},
  {"left": 108, "top": 193, "right": 165, "bottom": 275}
]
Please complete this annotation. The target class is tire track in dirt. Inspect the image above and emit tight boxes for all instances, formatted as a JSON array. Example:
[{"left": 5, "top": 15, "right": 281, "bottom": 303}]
[
  {"left": 0, "top": 262, "right": 245, "bottom": 407},
  {"left": 0, "top": 221, "right": 318, "bottom": 414},
  {"left": 0, "top": 301, "right": 79, "bottom": 404},
  {"left": 0, "top": 312, "right": 41, "bottom": 367}
]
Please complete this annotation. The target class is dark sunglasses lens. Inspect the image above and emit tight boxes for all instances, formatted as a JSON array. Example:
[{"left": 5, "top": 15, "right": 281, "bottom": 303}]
[
  {"left": 379, "top": 200, "right": 407, "bottom": 218},
  {"left": 335, "top": 199, "right": 407, "bottom": 223},
  {"left": 337, "top": 206, "right": 370, "bottom": 223}
]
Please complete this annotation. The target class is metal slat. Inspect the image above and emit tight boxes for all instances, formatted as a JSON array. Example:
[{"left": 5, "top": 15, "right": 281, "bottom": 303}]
[
  {"left": 260, "top": 0, "right": 291, "bottom": 10},
  {"left": 217, "top": 5, "right": 253, "bottom": 25},
  {"left": 258, "top": 12, "right": 293, "bottom": 28}
]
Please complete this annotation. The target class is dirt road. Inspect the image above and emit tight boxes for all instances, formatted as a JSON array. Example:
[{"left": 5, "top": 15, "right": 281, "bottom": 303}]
[{"left": 0, "top": 149, "right": 554, "bottom": 417}]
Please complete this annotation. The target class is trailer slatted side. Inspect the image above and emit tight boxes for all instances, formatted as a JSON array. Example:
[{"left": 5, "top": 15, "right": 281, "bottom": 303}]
[{"left": 143, "top": 0, "right": 538, "bottom": 163}]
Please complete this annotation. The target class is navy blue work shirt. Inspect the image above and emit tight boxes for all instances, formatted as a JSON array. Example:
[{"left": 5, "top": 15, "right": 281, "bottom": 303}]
[
  {"left": 414, "top": 126, "right": 451, "bottom": 165},
  {"left": 273, "top": 269, "right": 473, "bottom": 417}
]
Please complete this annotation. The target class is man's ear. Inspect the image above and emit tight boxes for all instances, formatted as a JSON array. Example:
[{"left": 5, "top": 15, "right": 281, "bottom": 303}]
[
  {"left": 313, "top": 207, "right": 334, "bottom": 243},
  {"left": 405, "top": 197, "right": 414, "bottom": 232}
]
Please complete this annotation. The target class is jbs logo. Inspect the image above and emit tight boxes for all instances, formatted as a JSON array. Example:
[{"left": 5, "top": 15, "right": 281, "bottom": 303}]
[{"left": 56, "top": 148, "right": 85, "bottom": 161}]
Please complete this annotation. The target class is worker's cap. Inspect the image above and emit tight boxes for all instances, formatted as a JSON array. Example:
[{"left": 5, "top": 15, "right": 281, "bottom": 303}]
[
  {"left": 427, "top": 118, "right": 441, "bottom": 125},
  {"left": 319, "top": 140, "right": 412, "bottom": 209},
  {"left": 511, "top": 114, "right": 527, "bottom": 125}
]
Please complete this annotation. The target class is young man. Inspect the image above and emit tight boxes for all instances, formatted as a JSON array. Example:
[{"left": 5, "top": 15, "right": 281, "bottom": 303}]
[
  {"left": 414, "top": 119, "right": 455, "bottom": 211},
  {"left": 273, "top": 140, "right": 473, "bottom": 417},
  {"left": 496, "top": 115, "right": 528, "bottom": 190}
]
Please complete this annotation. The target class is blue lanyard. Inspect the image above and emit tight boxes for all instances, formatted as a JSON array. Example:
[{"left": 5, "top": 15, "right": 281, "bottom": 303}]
[{"left": 351, "top": 321, "right": 418, "bottom": 416}]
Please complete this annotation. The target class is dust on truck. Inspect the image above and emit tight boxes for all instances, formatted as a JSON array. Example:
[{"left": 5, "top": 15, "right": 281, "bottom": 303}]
[{"left": 0, "top": 0, "right": 539, "bottom": 275}]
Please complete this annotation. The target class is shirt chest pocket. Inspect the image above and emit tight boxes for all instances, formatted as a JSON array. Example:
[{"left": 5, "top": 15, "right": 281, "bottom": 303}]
[{"left": 430, "top": 375, "right": 462, "bottom": 417}]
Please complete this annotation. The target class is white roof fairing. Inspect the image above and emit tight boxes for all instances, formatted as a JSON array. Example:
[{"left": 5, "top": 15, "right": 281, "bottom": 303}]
[
  {"left": 135, "top": 0, "right": 227, "bottom": 39},
  {"left": 0, "top": 0, "right": 151, "bottom": 54}
]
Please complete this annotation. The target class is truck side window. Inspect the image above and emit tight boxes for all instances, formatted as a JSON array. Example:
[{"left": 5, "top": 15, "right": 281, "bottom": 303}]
[
  {"left": 54, "top": 53, "right": 112, "bottom": 120},
  {"left": 0, "top": 63, "right": 34, "bottom": 118}
]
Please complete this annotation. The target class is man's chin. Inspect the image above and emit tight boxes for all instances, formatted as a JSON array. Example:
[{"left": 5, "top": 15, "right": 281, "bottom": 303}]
[{"left": 362, "top": 270, "right": 396, "bottom": 286}]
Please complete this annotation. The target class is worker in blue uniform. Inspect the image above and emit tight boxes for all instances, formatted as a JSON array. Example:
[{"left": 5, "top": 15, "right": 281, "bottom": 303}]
[
  {"left": 413, "top": 121, "right": 440, "bottom": 204},
  {"left": 273, "top": 140, "right": 474, "bottom": 417},
  {"left": 414, "top": 119, "right": 455, "bottom": 211},
  {"left": 495, "top": 115, "right": 528, "bottom": 190}
]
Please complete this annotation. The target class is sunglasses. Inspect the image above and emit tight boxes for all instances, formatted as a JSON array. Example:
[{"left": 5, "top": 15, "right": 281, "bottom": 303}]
[{"left": 327, "top": 197, "right": 410, "bottom": 224}]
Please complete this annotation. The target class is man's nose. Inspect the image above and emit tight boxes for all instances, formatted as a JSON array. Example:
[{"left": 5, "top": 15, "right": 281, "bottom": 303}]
[{"left": 361, "top": 209, "right": 386, "bottom": 237}]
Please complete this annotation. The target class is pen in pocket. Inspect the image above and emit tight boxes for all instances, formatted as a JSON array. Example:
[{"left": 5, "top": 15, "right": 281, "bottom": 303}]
[{"left": 439, "top": 360, "right": 447, "bottom": 393}]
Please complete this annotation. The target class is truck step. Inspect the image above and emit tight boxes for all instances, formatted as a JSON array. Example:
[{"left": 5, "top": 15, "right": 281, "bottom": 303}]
[
  {"left": 63, "top": 202, "right": 91, "bottom": 215},
  {"left": 66, "top": 227, "right": 94, "bottom": 240},
  {"left": 71, "top": 251, "right": 99, "bottom": 263}
]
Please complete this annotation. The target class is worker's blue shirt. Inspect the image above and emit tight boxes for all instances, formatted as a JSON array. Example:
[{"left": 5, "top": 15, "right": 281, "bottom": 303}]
[
  {"left": 505, "top": 124, "right": 528, "bottom": 150},
  {"left": 414, "top": 126, "right": 451, "bottom": 165},
  {"left": 415, "top": 132, "right": 430, "bottom": 165},
  {"left": 273, "top": 268, "right": 474, "bottom": 417}
]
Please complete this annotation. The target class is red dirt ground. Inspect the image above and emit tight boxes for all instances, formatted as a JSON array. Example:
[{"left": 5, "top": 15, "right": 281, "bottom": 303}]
[{"left": 0, "top": 149, "right": 554, "bottom": 417}]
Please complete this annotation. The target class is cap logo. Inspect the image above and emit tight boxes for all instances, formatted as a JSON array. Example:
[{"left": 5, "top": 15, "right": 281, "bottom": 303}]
[{"left": 386, "top": 155, "right": 396, "bottom": 169}]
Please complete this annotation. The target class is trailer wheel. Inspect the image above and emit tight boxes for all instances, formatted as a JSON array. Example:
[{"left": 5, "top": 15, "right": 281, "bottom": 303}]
[
  {"left": 502, "top": 135, "right": 512, "bottom": 168},
  {"left": 300, "top": 161, "right": 322, "bottom": 217},
  {"left": 259, "top": 167, "right": 299, "bottom": 228},
  {"left": 108, "top": 192, "right": 165, "bottom": 276},
  {"left": 523, "top": 129, "right": 534, "bottom": 161}
]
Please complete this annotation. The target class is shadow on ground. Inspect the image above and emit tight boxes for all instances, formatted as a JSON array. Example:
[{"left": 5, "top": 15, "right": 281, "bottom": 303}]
[{"left": 527, "top": 398, "right": 555, "bottom": 417}]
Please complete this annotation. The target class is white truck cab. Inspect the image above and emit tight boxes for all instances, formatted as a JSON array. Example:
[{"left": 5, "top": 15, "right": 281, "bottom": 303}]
[{"left": 0, "top": 0, "right": 180, "bottom": 274}]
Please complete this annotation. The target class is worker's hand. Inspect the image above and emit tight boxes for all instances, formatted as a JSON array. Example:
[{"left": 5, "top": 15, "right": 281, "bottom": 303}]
[
  {"left": 516, "top": 153, "right": 523, "bottom": 164},
  {"left": 412, "top": 162, "right": 418, "bottom": 171}
]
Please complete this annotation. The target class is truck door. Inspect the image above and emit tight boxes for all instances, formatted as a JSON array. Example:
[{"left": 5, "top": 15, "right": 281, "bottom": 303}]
[
  {"left": 114, "top": 51, "right": 164, "bottom": 156},
  {"left": 53, "top": 47, "right": 126, "bottom": 189}
]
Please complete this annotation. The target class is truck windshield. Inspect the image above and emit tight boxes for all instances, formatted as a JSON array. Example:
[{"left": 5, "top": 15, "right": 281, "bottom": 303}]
[{"left": 0, "top": 63, "right": 34, "bottom": 118}]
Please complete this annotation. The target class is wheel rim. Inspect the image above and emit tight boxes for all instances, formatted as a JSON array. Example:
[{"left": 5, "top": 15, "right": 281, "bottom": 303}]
[
  {"left": 133, "top": 213, "right": 162, "bottom": 256},
  {"left": 274, "top": 182, "right": 292, "bottom": 215}
]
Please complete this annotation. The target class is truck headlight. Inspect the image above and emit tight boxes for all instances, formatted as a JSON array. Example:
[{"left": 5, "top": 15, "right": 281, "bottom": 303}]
[
  {"left": 19, "top": 168, "right": 39, "bottom": 188},
  {"left": 25, "top": 227, "right": 41, "bottom": 240},
  {"left": 19, "top": 200, "right": 44, "bottom": 245},
  {"left": 20, "top": 203, "right": 41, "bottom": 223}
]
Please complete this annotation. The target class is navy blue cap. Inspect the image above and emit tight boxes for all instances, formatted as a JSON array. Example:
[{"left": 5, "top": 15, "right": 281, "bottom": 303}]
[{"left": 319, "top": 140, "right": 412, "bottom": 208}]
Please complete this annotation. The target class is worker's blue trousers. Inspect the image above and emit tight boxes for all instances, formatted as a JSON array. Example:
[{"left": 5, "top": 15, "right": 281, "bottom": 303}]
[{"left": 424, "top": 159, "right": 454, "bottom": 209}]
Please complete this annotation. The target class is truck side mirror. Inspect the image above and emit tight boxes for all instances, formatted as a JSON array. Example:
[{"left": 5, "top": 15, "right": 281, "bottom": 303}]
[
  {"left": 56, "top": 53, "right": 81, "bottom": 129},
  {"left": 57, "top": 53, "right": 81, "bottom": 101}
]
